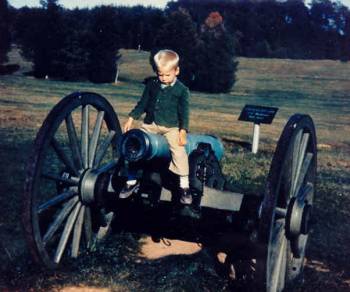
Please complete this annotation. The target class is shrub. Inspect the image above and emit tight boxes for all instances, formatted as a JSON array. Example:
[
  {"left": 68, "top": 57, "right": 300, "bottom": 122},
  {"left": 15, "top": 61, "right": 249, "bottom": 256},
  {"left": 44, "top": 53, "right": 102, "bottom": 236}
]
[{"left": 193, "top": 12, "right": 238, "bottom": 93}]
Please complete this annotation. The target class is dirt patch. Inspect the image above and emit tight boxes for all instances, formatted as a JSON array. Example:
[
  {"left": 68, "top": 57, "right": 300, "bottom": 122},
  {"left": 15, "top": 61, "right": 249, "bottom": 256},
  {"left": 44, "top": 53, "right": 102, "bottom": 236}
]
[
  {"left": 58, "top": 287, "right": 111, "bottom": 292},
  {"left": 139, "top": 237, "right": 202, "bottom": 260}
]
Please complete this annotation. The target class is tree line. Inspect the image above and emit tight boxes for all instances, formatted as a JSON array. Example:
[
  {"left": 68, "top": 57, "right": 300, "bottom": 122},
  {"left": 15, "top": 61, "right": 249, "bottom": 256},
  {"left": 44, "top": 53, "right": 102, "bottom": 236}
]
[
  {"left": 1, "top": 0, "right": 349, "bottom": 93},
  {"left": 167, "top": 0, "right": 350, "bottom": 60}
]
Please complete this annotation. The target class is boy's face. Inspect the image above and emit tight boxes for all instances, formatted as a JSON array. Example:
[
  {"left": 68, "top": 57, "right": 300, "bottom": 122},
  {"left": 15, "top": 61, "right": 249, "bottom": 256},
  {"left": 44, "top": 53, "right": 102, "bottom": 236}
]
[{"left": 157, "top": 66, "right": 179, "bottom": 85}]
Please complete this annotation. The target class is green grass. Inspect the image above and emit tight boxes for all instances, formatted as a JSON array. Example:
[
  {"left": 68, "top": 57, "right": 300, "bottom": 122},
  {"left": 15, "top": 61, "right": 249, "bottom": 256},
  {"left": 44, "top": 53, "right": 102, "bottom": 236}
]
[{"left": 1, "top": 48, "right": 350, "bottom": 291}]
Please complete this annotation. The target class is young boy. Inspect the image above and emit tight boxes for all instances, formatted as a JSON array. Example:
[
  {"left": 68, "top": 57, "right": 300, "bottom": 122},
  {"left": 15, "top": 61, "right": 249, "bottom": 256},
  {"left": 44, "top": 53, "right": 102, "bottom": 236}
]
[{"left": 123, "top": 49, "right": 192, "bottom": 205}]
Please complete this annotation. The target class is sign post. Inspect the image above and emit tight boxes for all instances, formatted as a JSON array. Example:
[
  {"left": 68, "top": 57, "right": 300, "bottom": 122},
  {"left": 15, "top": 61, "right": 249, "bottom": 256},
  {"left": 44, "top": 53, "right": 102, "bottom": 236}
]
[
  {"left": 238, "top": 105, "right": 278, "bottom": 154},
  {"left": 252, "top": 123, "right": 260, "bottom": 154}
]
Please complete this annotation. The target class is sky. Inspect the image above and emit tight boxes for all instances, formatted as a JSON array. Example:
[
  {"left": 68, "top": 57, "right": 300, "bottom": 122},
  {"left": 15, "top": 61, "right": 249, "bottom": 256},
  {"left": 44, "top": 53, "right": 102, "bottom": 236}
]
[
  {"left": 7, "top": 0, "right": 350, "bottom": 10},
  {"left": 8, "top": 0, "right": 169, "bottom": 9}
]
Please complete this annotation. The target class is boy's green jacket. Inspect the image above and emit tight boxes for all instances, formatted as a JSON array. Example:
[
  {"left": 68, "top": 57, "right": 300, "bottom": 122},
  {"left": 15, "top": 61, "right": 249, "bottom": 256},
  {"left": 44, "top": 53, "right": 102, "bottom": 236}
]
[{"left": 129, "top": 77, "right": 190, "bottom": 131}]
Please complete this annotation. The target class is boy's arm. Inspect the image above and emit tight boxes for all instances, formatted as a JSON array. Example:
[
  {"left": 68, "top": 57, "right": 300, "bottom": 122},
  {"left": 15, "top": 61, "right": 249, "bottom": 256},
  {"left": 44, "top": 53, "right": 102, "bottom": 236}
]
[
  {"left": 179, "top": 129, "right": 187, "bottom": 146},
  {"left": 123, "top": 117, "right": 134, "bottom": 132},
  {"left": 178, "top": 88, "right": 190, "bottom": 146},
  {"left": 128, "top": 83, "right": 151, "bottom": 121},
  {"left": 124, "top": 82, "right": 151, "bottom": 132},
  {"left": 178, "top": 87, "right": 190, "bottom": 132}
]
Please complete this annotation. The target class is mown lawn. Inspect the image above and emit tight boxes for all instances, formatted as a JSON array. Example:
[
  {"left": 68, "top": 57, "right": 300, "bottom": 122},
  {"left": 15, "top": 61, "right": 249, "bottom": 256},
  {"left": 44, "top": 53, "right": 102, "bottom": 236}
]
[{"left": 0, "top": 49, "right": 349, "bottom": 291}]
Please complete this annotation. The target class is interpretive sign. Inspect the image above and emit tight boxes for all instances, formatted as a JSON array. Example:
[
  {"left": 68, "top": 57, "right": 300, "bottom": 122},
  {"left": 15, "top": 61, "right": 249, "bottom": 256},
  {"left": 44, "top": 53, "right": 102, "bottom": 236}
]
[
  {"left": 238, "top": 105, "right": 278, "bottom": 125},
  {"left": 238, "top": 105, "right": 279, "bottom": 153}
]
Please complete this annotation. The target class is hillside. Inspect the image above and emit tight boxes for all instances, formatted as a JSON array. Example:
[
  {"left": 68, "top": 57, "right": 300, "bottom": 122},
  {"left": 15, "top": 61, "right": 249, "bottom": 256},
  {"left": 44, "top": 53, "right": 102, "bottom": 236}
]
[{"left": 0, "top": 49, "right": 349, "bottom": 291}]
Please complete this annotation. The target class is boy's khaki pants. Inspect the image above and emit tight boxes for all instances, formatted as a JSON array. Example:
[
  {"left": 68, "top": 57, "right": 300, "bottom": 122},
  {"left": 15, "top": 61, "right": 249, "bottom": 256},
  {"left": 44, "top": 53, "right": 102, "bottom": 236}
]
[{"left": 140, "top": 122, "right": 189, "bottom": 176}]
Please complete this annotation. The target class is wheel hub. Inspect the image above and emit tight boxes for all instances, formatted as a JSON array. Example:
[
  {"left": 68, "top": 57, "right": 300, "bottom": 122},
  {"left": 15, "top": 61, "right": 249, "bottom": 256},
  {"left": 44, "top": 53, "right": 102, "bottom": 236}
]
[
  {"left": 286, "top": 197, "right": 312, "bottom": 239},
  {"left": 79, "top": 169, "right": 98, "bottom": 204},
  {"left": 79, "top": 168, "right": 112, "bottom": 206},
  {"left": 300, "top": 204, "right": 312, "bottom": 235}
]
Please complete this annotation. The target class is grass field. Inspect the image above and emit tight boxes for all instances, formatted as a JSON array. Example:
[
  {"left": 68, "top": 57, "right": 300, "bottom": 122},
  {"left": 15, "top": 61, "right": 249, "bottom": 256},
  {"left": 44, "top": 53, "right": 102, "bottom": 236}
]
[{"left": 0, "top": 49, "right": 350, "bottom": 291}]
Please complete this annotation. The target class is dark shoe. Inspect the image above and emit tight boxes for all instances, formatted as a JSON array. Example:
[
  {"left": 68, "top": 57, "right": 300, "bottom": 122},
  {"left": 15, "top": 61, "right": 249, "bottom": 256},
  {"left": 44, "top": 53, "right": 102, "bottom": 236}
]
[
  {"left": 179, "top": 205, "right": 201, "bottom": 220},
  {"left": 179, "top": 188, "right": 192, "bottom": 205}
]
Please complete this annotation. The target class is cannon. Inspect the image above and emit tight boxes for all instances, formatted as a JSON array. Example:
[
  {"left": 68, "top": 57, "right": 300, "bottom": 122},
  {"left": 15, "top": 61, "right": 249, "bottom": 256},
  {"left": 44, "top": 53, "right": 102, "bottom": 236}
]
[{"left": 23, "top": 92, "right": 317, "bottom": 292}]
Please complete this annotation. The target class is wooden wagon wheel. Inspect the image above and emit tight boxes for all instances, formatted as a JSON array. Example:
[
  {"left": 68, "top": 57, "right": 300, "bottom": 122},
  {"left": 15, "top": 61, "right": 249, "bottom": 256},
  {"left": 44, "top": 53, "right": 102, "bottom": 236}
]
[
  {"left": 23, "top": 92, "right": 122, "bottom": 268},
  {"left": 255, "top": 114, "right": 317, "bottom": 291}
]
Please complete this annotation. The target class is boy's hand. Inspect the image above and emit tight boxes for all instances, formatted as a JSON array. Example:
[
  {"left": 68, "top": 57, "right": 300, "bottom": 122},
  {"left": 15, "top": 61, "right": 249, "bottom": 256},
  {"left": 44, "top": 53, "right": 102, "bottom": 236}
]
[
  {"left": 179, "top": 129, "right": 187, "bottom": 146},
  {"left": 123, "top": 117, "right": 134, "bottom": 133}
]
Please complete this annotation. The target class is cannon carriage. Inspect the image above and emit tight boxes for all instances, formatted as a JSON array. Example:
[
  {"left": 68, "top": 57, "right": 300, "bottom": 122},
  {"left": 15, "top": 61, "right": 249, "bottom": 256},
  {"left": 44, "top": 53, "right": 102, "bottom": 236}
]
[{"left": 23, "top": 92, "right": 317, "bottom": 292}]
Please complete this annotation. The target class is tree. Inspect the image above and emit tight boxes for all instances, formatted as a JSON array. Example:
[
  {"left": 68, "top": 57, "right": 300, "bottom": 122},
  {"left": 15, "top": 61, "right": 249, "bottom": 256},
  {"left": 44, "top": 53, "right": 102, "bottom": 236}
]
[
  {"left": 41, "top": 0, "right": 68, "bottom": 78},
  {"left": 14, "top": 7, "right": 41, "bottom": 62},
  {"left": 16, "top": 4, "right": 121, "bottom": 82},
  {"left": 309, "top": 0, "right": 342, "bottom": 59},
  {"left": 194, "top": 12, "right": 238, "bottom": 93},
  {"left": 16, "top": 0, "right": 66, "bottom": 78},
  {"left": 255, "top": 40, "right": 272, "bottom": 57},
  {"left": 139, "top": 8, "right": 165, "bottom": 51},
  {"left": 57, "top": 9, "right": 91, "bottom": 81},
  {"left": 0, "top": 0, "right": 11, "bottom": 65},
  {"left": 87, "top": 6, "right": 121, "bottom": 83},
  {"left": 15, "top": 1, "right": 70, "bottom": 78},
  {"left": 340, "top": 6, "right": 350, "bottom": 61},
  {"left": 153, "top": 8, "right": 200, "bottom": 87},
  {"left": 280, "top": 0, "right": 311, "bottom": 59}
]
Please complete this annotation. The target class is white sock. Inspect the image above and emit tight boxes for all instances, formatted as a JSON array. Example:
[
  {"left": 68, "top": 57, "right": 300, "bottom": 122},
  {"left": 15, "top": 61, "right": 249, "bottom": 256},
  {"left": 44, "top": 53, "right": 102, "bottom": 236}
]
[
  {"left": 180, "top": 175, "right": 189, "bottom": 189},
  {"left": 127, "top": 179, "right": 137, "bottom": 186}
]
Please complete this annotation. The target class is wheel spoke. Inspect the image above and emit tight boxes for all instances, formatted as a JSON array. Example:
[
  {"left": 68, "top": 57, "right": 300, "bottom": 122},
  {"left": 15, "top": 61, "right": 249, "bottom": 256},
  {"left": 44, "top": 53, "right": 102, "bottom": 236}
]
[
  {"left": 294, "top": 152, "right": 314, "bottom": 198},
  {"left": 51, "top": 138, "right": 79, "bottom": 176},
  {"left": 93, "top": 130, "right": 116, "bottom": 168},
  {"left": 277, "top": 237, "right": 287, "bottom": 291},
  {"left": 43, "top": 196, "right": 79, "bottom": 244},
  {"left": 65, "top": 114, "right": 83, "bottom": 171},
  {"left": 84, "top": 206, "right": 92, "bottom": 249},
  {"left": 54, "top": 202, "right": 82, "bottom": 264},
  {"left": 42, "top": 173, "right": 79, "bottom": 186},
  {"left": 71, "top": 205, "right": 85, "bottom": 258},
  {"left": 81, "top": 105, "right": 89, "bottom": 169},
  {"left": 88, "top": 111, "right": 105, "bottom": 168},
  {"left": 38, "top": 191, "right": 76, "bottom": 214},
  {"left": 298, "top": 182, "right": 314, "bottom": 203},
  {"left": 269, "top": 218, "right": 287, "bottom": 292},
  {"left": 291, "top": 130, "right": 302, "bottom": 198},
  {"left": 292, "top": 133, "right": 309, "bottom": 196},
  {"left": 275, "top": 207, "right": 287, "bottom": 218}
]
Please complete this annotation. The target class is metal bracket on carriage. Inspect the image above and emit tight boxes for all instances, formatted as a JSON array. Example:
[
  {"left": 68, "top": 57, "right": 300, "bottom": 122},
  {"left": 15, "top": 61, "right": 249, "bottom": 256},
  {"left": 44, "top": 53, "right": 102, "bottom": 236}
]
[{"left": 159, "top": 186, "right": 244, "bottom": 212}]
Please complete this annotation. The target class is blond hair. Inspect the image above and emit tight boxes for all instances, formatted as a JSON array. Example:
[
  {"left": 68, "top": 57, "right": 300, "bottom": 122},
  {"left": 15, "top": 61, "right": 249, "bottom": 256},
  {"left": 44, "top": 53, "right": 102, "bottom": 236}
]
[{"left": 153, "top": 49, "right": 179, "bottom": 70}]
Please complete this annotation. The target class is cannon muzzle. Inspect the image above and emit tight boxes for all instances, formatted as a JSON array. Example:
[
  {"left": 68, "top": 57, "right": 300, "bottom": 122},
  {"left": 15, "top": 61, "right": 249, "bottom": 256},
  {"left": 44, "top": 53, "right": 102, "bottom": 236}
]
[{"left": 120, "top": 129, "right": 224, "bottom": 162}]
